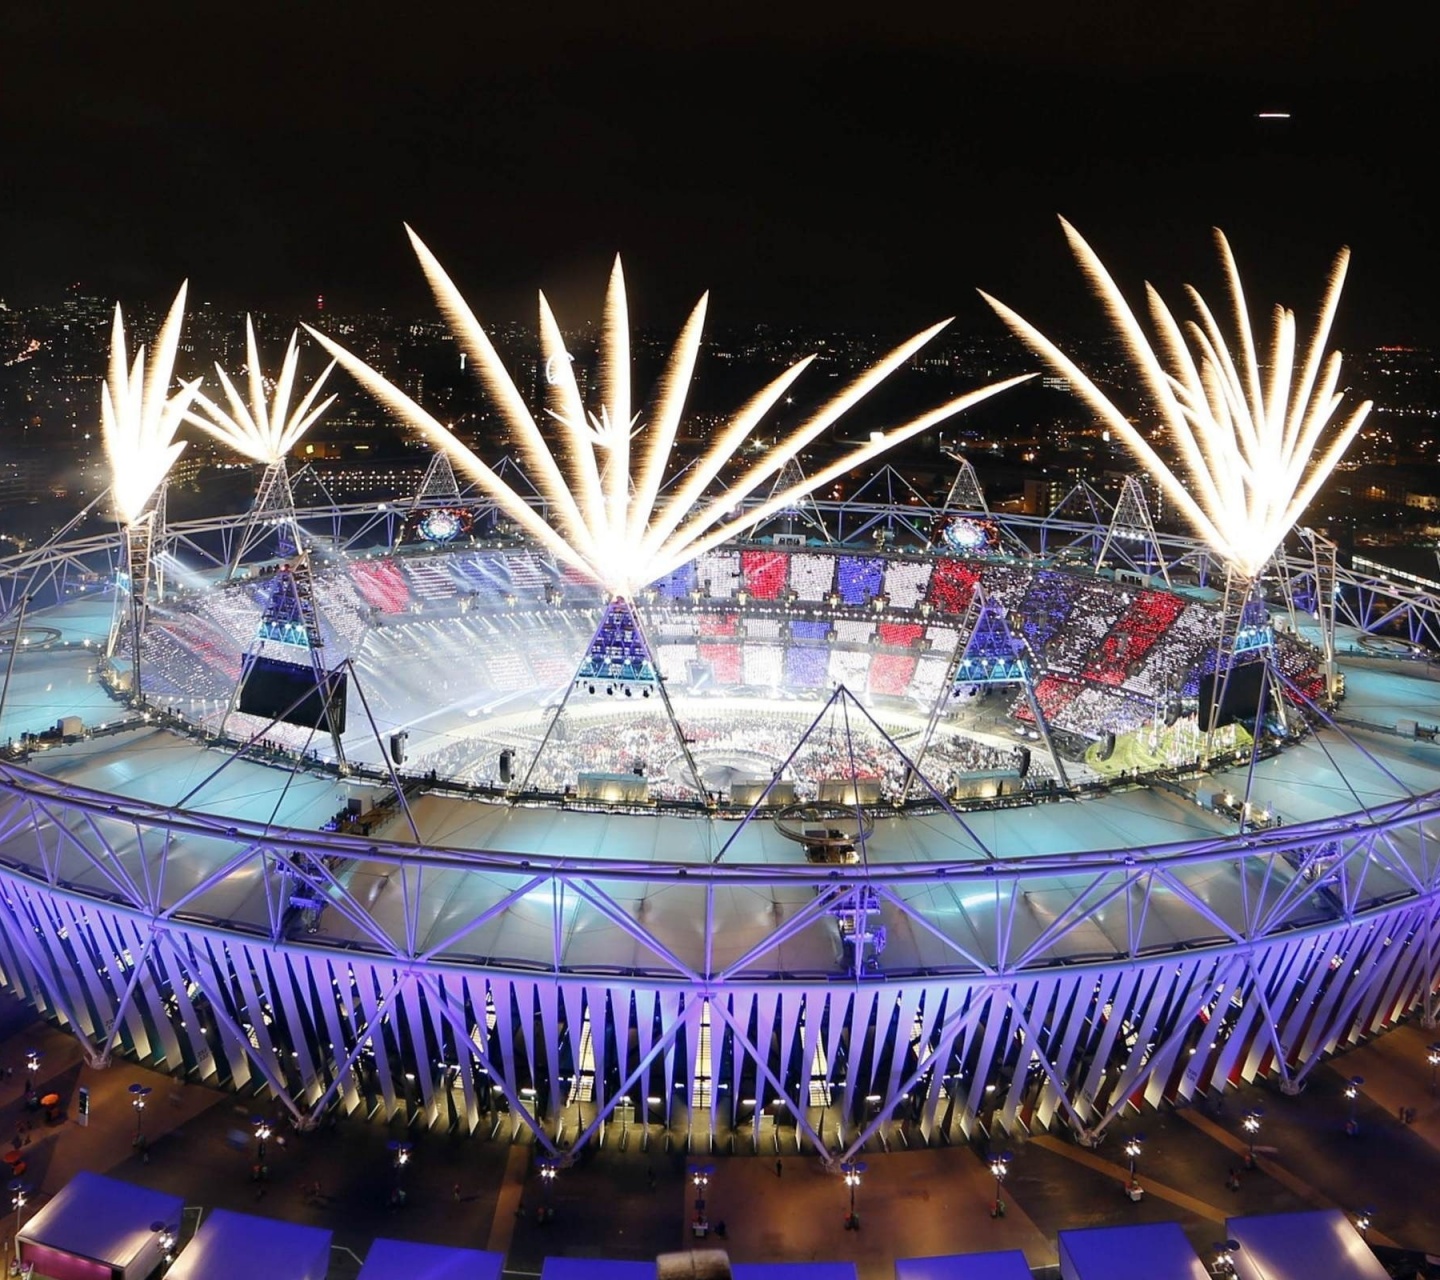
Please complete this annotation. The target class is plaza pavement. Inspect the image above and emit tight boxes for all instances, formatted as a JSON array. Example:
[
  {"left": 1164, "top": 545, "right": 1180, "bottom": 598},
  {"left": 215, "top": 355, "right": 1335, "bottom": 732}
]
[{"left": 3, "top": 992, "right": 1439, "bottom": 1278}]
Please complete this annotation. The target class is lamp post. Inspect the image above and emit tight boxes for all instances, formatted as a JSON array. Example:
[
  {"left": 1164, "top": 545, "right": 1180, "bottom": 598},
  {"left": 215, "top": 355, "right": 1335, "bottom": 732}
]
[
  {"left": 9, "top": 1180, "right": 28, "bottom": 1269},
  {"left": 538, "top": 1156, "right": 558, "bottom": 1224},
  {"left": 1428, "top": 1043, "right": 1440, "bottom": 1095},
  {"left": 1242, "top": 1108, "right": 1263, "bottom": 1169},
  {"left": 1355, "top": 1207, "right": 1373, "bottom": 1240},
  {"left": 841, "top": 1160, "right": 866, "bottom": 1230},
  {"left": 690, "top": 1163, "right": 713, "bottom": 1234},
  {"left": 151, "top": 1219, "right": 178, "bottom": 1269},
  {"left": 129, "top": 1083, "right": 153, "bottom": 1147},
  {"left": 252, "top": 1117, "right": 272, "bottom": 1163},
  {"left": 1123, "top": 1134, "right": 1144, "bottom": 1192},
  {"left": 989, "top": 1151, "right": 1012, "bottom": 1218},
  {"left": 1344, "top": 1076, "right": 1364, "bottom": 1135},
  {"left": 387, "top": 1139, "right": 412, "bottom": 1207},
  {"left": 1212, "top": 1239, "right": 1240, "bottom": 1277}
]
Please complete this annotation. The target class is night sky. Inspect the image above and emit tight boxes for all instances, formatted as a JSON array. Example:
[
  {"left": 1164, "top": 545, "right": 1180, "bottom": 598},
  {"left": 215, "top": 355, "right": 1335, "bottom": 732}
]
[{"left": 4, "top": 1, "right": 1439, "bottom": 342}]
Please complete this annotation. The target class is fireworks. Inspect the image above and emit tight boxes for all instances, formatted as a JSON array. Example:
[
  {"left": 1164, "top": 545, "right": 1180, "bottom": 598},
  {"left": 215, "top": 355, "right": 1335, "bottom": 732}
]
[
  {"left": 308, "top": 229, "right": 1030, "bottom": 596},
  {"left": 185, "top": 318, "right": 337, "bottom": 464},
  {"left": 982, "top": 219, "right": 1372, "bottom": 579},
  {"left": 100, "top": 284, "right": 201, "bottom": 526}
]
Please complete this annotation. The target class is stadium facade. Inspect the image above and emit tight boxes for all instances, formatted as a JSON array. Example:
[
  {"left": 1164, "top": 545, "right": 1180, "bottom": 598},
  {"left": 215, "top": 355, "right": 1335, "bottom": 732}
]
[{"left": 2, "top": 494, "right": 1440, "bottom": 1165}]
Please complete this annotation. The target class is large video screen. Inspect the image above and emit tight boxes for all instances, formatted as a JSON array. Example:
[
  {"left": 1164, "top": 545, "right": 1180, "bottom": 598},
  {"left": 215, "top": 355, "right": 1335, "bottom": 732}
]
[
  {"left": 399, "top": 506, "right": 474, "bottom": 546},
  {"left": 238, "top": 655, "right": 348, "bottom": 733},
  {"left": 1197, "top": 661, "right": 1268, "bottom": 728}
]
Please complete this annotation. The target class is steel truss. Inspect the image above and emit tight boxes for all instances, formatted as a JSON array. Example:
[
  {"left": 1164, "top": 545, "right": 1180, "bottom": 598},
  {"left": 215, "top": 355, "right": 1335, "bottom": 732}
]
[
  {"left": 8, "top": 494, "right": 1440, "bottom": 656},
  {"left": 0, "top": 756, "right": 1438, "bottom": 1159}
]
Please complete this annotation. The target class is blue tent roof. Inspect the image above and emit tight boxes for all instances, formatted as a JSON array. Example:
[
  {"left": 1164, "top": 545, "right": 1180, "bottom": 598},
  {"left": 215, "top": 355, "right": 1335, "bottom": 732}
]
[
  {"left": 1058, "top": 1222, "right": 1208, "bottom": 1280},
  {"left": 360, "top": 1238, "right": 504, "bottom": 1280},
  {"left": 167, "top": 1208, "right": 332, "bottom": 1280},
  {"left": 896, "top": 1251, "right": 1035, "bottom": 1280},
  {"left": 18, "top": 1171, "right": 184, "bottom": 1272}
]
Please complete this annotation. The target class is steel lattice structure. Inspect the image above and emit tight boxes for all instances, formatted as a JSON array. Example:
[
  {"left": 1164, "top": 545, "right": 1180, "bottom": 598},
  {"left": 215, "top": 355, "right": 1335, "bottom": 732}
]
[{"left": 2, "top": 493, "right": 1439, "bottom": 1165}]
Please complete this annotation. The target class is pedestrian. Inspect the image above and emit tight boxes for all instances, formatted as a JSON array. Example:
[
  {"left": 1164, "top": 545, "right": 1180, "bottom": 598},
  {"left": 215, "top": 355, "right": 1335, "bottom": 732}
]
[
  {"left": 647, "top": 1167, "right": 656, "bottom": 1191},
  {"left": 453, "top": 1182, "right": 461, "bottom": 1202},
  {"left": 775, "top": 1158, "right": 783, "bottom": 1178}
]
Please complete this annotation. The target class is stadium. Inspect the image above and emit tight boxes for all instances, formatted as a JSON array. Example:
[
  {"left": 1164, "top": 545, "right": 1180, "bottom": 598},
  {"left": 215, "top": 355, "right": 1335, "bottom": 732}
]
[{"left": 2, "top": 227, "right": 1440, "bottom": 1170}]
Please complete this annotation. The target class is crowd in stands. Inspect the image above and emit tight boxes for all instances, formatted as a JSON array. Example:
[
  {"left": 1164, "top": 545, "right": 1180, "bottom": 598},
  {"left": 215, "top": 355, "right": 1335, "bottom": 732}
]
[
  {"left": 882, "top": 558, "right": 932, "bottom": 609},
  {"left": 132, "top": 542, "right": 1325, "bottom": 783},
  {"left": 789, "top": 553, "right": 836, "bottom": 602},
  {"left": 741, "top": 549, "right": 789, "bottom": 599},
  {"left": 837, "top": 555, "right": 886, "bottom": 606},
  {"left": 1084, "top": 589, "right": 1186, "bottom": 685}
]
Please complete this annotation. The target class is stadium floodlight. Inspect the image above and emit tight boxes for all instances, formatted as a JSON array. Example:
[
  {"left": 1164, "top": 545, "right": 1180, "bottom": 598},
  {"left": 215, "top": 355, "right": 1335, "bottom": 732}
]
[
  {"left": 982, "top": 219, "right": 1372, "bottom": 581},
  {"left": 185, "top": 317, "right": 337, "bottom": 465},
  {"left": 101, "top": 283, "right": 201, "bottom": 526},
  {"left": 308, "top": 229, "right": 1030, "bottom": 598}
]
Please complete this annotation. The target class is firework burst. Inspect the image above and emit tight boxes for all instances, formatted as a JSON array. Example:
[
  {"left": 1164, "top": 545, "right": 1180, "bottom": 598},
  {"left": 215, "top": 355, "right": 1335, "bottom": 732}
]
[
  {"left": 982, "top": 219, "right": 1371, "bottom": 579},
  {"left": 308, "top": 229, "right": 1031, "bottom": 596}
]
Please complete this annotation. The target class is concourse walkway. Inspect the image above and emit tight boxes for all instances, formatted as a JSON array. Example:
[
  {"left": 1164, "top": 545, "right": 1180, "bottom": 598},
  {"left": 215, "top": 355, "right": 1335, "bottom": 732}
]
[{"left": 3, "top": 994, "right": 1438, "bottom": 1279}]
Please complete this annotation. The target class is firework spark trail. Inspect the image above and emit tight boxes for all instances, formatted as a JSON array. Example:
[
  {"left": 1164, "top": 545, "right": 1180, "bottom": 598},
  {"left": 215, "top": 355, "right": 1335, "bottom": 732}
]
[
  {"left": 308, "top": 230, "right": 1031, "bottom": 596},
  {"left": 981, "top": 218, "right": 1371, "bottom": 580},
  {"left": 184, "top": 318, "right": 338, "bottom": 464},
  {"left": 102, "top": 283, "right": 202, "bottom": 525}
]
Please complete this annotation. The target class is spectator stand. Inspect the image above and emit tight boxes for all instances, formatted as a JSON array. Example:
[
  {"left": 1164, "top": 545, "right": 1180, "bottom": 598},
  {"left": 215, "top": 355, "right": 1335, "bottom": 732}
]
[{"left": 905, "top": 587, "right": 1071, "bottom": 800}]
